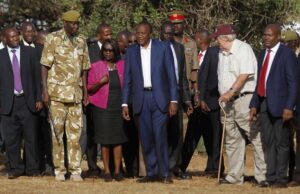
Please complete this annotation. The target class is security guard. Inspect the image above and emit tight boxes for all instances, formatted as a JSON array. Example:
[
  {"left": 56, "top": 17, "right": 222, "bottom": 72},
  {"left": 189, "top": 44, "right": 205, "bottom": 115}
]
[
  {"left": 281, "top": 30, "right": 300, "bottom": 187},
  {"left": 168, "top": 11, "right": 198, "bottom": 90},
  {"left": 40, "top": 10, "right": 90, "bottom": 181}
]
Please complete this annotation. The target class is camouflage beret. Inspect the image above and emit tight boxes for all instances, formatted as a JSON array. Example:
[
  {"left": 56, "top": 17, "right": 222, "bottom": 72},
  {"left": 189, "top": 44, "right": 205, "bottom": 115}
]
[
  {"left": 281, "top": 30, "right": 299, "bottom": 42},
  {"left": 62, "top": 10, "right": 80, "bottom": 22}
]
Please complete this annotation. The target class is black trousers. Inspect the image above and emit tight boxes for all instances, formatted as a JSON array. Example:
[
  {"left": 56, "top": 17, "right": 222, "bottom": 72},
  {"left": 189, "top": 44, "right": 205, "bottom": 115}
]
[
  {"left": 0, "top": 114, "right": 4, "bottom": 153},
  {"left": 167, "top": 105, "right": 183, "bottom": 172},
  {"left": 85, "top": 104, "right": 100, "bottom": 171},
  {"left": 292, "top": 112, "right": 300, "bottom": 182},
  {"left": 122, "top": 106, "right": 139, "bottom": 175},
  {"left": 260, "top": 100, "right": 290, "bottom": 184},
  {"left": 180, "top": 108, "right": 224, "bottom": 174},
  {"left": 1, "top": 96, "right": 39, "bottom": 175},
  {"left": 38, "top": 110, "right": 53, "bottom": 171}
]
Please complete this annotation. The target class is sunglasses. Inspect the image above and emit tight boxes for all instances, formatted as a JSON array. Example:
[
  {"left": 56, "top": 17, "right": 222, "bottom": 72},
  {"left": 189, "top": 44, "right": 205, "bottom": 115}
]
[{"left": 103, "top": 48, "right": 114, "bottom": 52}]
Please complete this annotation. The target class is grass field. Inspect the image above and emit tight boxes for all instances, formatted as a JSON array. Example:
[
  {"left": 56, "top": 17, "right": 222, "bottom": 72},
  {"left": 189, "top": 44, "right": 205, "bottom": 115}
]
[{"left": 0, "top": 146, "right": 299, "bottom": 194}]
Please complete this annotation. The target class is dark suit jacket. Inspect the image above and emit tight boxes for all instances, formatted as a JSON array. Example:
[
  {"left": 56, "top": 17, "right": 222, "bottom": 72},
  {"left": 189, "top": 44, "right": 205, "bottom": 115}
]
[
  {"left": 198, "top": 46, "right": 220, "bottom": 110},
  {"left": 122, "top": 39, "right": 178, "bottom": 115},
  {"left": 0, "top": 45, "right": 42, "bottom": 115},
  {"left": 250, "top": 44, "right": 298, "bottom": 117},
  {"left": 171, "top": 41, "right": 190, "bottom": 106},
  {"left": 88, "top": 42, "right": 102, "bottom": 63},
  {"left": 35, "top": 43, "right": 44, "bottom": 61}
]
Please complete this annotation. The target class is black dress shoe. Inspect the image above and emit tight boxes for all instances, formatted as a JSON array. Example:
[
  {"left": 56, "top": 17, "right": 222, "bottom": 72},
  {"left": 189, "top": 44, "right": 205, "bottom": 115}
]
[
  {"left": 87, "top": 168, "right": 101, "bottom": 178},
  {"left": 103, "top": 173, "right": 112, "bottom": 182},
  {"left": 219, "top": 178, "right": 233, "bottom": 184},
  {"left": 160, "top": 176, "right": 173, "bottom": 184},
  {"left": 27, "top": 172, "right": 42, "bottom": 177},
  {"left": 136, "top": 176, "right": 157, "bottom": 183},
  {"left": 174, "top": 171, "right": 192, "bottom": 180},
  {"left": 7, "top": 172, "right": 22, "bottom": 179},
  {"left": 272, "top": 182, "right": 287, "bottom": 188},
  {"left": 114, "top": 173, "right": 124, "bottom": 182},
  {"left": 255, "top": 181, "right": 272, "bottom": 188},
  {"left": 288, "top": 180, "right": 300, "bottom": 187},
  {"left": 42, "top": 165, "right": 54, "bottom": 176}
]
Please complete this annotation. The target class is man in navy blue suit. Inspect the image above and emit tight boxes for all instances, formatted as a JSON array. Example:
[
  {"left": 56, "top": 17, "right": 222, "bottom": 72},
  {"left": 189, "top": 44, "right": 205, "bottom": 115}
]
[
  {"left": 122, "top": 21, "right": 178, "bottom": 184},
  {"left": 250, "top": 24, "right": 299, "bottom": 188}
]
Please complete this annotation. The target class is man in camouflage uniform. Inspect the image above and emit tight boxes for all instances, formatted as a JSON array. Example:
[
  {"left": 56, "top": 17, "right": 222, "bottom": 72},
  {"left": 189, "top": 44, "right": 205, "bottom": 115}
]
[
  {"left": 169, "top": 11, "right": 199, "bottom": 91},
  {"left": 40, "top": 10, "right": 90, "bottom": 181}
]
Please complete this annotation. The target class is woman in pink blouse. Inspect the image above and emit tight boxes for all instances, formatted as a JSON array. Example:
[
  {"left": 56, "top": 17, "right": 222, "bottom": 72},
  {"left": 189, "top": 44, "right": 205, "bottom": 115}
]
[{"left": 88, "top": 39, "right": 127, "bottom": 182}]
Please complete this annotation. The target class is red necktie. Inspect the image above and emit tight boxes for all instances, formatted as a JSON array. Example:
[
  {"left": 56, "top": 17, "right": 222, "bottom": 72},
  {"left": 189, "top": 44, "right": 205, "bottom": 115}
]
[
  {"left": 257, "top": 49, "right": 271, "bottom": 97},
  {"left": 198, "top": 52, "right": 203, "bottom": 64}
]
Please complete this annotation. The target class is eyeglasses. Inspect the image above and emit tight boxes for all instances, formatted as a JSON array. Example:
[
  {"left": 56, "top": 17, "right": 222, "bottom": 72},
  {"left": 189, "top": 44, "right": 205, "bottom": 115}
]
[{"left": 103, "top": 48, "right": 114, "bottom": 52}]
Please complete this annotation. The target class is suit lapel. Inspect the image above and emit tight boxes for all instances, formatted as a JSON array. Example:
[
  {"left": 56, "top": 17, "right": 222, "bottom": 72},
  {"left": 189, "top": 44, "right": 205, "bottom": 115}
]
[
  {"left": 3, "top": 47, "right": 13, "bottom": 73},
  {"left": 150, "top": 40, "right": 156, "bottom": 77},
  {"left": 268, "top": 44, "right": 283, "bottom": 77},
  {"left": 20, "top": 46, "right": 26, "bottom": 81},
  {"left": 173, "top": 42, "right": 181, "bottom": 76}
]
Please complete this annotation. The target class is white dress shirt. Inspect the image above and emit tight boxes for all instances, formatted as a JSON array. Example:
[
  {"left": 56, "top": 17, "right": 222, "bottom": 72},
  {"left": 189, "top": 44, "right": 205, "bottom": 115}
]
[
  {"left": 198, "top": 50, "right": 207, "bottom": 67},
  {"left": 141, "top": 40, "right": 152, "bottom": 88},
  {"left": 0, "top": 42, "right": 4, "bottom": 49},
  {"left": 97, "top": 41, "right": 102, "bottom": 50},
  {"left": 23, "top": 40, "right": 35, "bottom": 48},
  {"left": 7, "top": 46, "right": 24, "bottom": 94},
  {"left": 170, "top": 43, "right": 179, "bottom": 83},
  {"left": 263, "top": 42, "right": 280, "bottom": 87},
  {"left": 218, "top": 39, "right": 257, "bottom": 95}
]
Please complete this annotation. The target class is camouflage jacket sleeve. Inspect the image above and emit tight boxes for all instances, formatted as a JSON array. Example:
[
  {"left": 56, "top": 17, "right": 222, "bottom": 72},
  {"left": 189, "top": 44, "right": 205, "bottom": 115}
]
[
  {"left": 40, "top": 34, "right": 55, "bottom": 68},
  {"left": 82, "top": 40, "right": 91, "bottom": 71}
]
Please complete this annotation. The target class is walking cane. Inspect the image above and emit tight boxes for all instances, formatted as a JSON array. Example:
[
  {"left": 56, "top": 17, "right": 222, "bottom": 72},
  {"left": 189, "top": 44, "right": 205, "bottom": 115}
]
[{"left": 218, "top": 101, "right": 227, "bottom": 183}]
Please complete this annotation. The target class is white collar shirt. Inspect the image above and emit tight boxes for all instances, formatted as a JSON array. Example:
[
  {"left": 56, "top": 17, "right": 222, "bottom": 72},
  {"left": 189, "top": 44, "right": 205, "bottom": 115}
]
[
  {"left": 198, "top": 50, "right": 207, "bottom": 67},
  {"left": 170, "top": 43, "right": 179, "bottom": 83},
  {"left": 264, "top": 42, "right": 280, "bottom": 87},
  {"left": 97, "top": 41, "right": 102, "bottom": 50},
  {"left": 23, "top": 40, "right": 35, "bottom": 48},
  {"left": 217, "top": 39, "right": 257, "bottom": 95},
  {"left": 0, "top": 42, "right": 4, "bottom": 49},
  {"left": 140, "top": 40, "right": 152, "bottom": 88},
  {"left": 7, "top": 46, "right": 23, "bottom": 94}
]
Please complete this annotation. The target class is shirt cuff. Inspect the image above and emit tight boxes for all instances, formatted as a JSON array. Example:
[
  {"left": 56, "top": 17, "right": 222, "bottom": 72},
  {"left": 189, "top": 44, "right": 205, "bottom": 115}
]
[
  {"left": 170, "top": 101, "right": 177, "bottom": 103},
  {"left": 122, "top": 104, "right": 128, "bottom": 107}
]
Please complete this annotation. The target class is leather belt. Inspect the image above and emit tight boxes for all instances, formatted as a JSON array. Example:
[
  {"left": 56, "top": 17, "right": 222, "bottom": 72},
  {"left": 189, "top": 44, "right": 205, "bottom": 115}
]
[
  {"left": 14, "top": 93, "right": 24, "bottom": 97},
  {"left": 232, "top": 91, "right": 253, "bottom": 101},
  {"left": 144, "top": 87, "right": 152, "bottom": 91}
]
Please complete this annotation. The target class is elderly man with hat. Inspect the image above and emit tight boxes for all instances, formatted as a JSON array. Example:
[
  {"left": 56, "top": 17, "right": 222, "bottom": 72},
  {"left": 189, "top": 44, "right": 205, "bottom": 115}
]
[
  {"left": 40, "top": 10, "right": 90, "bottom": 181},
  {"left": 212, "top": 24, "right": 266, "bottom": 185}
]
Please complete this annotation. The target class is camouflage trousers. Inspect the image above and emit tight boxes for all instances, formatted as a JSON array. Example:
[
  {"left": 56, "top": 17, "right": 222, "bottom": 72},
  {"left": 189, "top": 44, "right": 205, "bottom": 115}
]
[{"left": 49, "top": 101, "right": 83, "bottom": 175}]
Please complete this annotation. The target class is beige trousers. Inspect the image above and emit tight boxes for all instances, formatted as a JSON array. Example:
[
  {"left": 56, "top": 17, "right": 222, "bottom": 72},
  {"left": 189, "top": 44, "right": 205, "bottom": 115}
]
[
  {"left": 49, "top": 101, "right": 83, "bottom": 176},
  {"left": 220, "top": 94, "right": 266, "bottom": 184}
]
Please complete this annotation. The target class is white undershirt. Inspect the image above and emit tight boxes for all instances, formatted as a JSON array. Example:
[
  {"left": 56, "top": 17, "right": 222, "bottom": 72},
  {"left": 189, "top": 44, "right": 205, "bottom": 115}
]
[
  {"left": 170, "top": 43, "right": 179, "bottom": 83},
  {"left": 7, "top": 46, "right": 24, "bottom": 94},
  {"left": 263, "top": 42, "right": 280, "bottom": 87},
  {"left": 198, "top": 50, "right": 207, "bottom": 67},
  {"left": 97, "top": 41, "right": 102, "bottom": 50},
  {"left": 141, "top": 40, "right": 152, "bottom": 87}
]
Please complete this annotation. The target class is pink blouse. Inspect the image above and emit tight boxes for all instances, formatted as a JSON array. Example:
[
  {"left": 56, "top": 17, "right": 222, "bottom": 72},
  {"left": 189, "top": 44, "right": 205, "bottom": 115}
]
[{"left": 88, "top": 60, "right": 124, "bottom": 109}]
